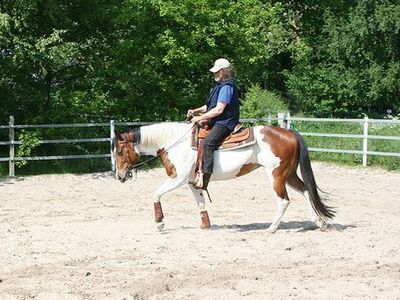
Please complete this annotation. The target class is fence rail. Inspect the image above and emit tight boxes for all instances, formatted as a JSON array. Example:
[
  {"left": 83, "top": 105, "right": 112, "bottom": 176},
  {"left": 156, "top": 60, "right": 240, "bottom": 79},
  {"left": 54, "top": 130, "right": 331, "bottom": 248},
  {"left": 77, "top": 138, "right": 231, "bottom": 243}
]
[
  {"left": 1, "top": 115, "right": 399, "bottom": 176},
  {"left": 284, "top": 115, "right": 400, "bottom": 166}
]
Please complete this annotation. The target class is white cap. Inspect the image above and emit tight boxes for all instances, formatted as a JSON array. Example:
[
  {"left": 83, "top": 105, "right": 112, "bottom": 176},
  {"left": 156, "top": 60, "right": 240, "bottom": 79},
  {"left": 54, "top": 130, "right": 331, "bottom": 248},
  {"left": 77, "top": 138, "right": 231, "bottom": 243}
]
[{"left": 209, "top": 58, "right": 230, "bottom": 73}]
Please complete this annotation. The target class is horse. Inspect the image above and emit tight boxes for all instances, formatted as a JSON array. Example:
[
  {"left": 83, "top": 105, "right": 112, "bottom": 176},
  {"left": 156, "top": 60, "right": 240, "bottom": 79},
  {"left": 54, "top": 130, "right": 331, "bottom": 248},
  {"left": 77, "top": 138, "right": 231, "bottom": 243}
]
[{"left": 113, "top": 122, "right": 334, "bottom": 233}]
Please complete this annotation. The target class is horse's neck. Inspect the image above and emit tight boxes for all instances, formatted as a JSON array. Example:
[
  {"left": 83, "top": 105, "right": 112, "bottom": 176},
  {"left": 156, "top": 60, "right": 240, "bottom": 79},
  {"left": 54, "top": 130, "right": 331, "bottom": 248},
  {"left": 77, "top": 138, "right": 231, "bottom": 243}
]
[{"left": 139, "top": 123, "right": 192, "bottom": 156}]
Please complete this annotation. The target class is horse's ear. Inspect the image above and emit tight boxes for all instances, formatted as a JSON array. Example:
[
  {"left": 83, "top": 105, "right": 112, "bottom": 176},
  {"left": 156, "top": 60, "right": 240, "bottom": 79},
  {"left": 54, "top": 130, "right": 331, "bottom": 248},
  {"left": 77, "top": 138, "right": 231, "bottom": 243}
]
[{"left": 114, "top": 130, "right": 124, "bottom": 141}]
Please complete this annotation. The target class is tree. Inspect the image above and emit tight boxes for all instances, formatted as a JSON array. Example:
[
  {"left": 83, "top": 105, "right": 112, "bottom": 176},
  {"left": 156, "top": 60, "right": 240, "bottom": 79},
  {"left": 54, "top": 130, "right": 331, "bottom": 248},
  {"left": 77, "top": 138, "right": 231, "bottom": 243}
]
[
  {"left": 100, "top": 0, "right": 296, "bottom": 121},
  {"left": 286, "top": 0, "right": 400, "bottom": 116},
  {"left": 0, "top": 0, "right": 118, "bottom": 123}
]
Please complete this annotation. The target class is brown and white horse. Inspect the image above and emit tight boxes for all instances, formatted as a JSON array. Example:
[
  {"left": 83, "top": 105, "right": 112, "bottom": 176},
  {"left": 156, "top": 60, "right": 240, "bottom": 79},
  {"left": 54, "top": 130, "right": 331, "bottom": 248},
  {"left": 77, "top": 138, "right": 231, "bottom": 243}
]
[{"left": 113, "top": 122, "right": 334, "bottom": 233}]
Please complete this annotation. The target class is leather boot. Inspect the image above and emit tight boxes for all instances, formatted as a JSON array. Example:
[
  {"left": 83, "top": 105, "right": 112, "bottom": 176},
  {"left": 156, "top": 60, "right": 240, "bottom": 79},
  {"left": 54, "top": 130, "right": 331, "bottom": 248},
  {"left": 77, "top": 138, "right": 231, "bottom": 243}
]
[{"left": 194, "top": 173, "right": 211, "bottom": 190}]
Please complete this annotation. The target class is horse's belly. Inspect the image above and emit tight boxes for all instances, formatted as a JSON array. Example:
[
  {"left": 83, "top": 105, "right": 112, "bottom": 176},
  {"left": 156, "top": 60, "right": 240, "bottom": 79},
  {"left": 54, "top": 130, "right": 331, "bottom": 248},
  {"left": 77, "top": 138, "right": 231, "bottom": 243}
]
[{"left": 212, "top": 149, "right": 258, "bottom": 180}]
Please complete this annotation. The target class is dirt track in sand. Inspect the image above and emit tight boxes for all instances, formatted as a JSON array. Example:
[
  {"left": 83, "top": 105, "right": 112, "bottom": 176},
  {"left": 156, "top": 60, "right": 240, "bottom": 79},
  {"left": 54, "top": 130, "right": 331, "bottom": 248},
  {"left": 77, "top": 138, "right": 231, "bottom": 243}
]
[{"left": 1, "top": 162, "right": 400, "bottom": 299}]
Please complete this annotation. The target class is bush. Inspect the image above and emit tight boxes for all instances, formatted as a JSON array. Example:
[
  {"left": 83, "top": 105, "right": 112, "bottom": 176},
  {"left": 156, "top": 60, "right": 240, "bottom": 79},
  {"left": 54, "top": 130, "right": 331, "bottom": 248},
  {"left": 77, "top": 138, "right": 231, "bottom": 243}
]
[{"left": 241, "top": 84, "right": 287, "bottom": 118}]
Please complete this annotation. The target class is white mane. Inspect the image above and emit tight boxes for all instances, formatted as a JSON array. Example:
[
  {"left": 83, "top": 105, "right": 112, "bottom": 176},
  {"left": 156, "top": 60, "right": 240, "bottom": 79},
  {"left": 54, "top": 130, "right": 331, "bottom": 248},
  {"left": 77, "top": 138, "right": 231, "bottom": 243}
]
[{"left": 139, "top": 122, "right": 192, "bottom": 155}]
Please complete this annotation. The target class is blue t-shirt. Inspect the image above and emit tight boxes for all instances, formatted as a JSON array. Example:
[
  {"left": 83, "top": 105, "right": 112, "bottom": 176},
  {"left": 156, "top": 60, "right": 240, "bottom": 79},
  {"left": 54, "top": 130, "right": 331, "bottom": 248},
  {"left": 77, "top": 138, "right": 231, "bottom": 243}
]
[
  {"left": 206, "top": 80, "right": 240, "bottom": 131},
  {"left": 217, "top": 85, "right": 234, "bottom": 104}
]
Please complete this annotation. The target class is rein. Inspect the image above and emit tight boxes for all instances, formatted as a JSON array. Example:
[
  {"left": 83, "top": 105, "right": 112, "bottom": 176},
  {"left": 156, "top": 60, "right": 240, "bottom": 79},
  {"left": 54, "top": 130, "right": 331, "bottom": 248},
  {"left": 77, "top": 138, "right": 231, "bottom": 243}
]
[{"left": 130, "top": 123, "right": 196, "bottom": 171}]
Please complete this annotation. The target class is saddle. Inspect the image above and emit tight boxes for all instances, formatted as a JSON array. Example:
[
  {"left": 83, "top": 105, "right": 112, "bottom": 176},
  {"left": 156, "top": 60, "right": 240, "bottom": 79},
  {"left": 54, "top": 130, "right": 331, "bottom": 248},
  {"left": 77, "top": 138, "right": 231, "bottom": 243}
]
[
  {"left": 191, "top": 123, "right": 255, "bottom": 175},
  {"left": 192, "top": 123, "right": 255, "bottom": 151}
]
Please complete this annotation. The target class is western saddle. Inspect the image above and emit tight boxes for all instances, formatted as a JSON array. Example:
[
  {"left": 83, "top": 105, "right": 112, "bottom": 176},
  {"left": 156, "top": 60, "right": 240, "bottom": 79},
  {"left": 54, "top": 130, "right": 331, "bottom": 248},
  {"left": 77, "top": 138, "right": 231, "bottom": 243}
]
[{"left": 191, "top": 123, "right": 255, "bottom": 175}]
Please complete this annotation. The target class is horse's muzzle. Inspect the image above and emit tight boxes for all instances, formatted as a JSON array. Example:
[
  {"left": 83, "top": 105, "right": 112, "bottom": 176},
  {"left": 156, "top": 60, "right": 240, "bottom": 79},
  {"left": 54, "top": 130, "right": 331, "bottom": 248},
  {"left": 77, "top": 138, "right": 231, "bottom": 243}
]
[{"left": 118, "top": 170, "right": 132, "bottom": 183}]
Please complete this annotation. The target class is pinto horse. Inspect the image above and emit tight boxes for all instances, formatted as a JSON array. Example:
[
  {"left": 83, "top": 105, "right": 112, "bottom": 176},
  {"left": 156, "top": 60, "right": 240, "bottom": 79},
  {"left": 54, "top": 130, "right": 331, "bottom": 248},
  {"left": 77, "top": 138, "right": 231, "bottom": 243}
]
[{"left": 113, "top": 122, "right": 334, "bottom": 233}]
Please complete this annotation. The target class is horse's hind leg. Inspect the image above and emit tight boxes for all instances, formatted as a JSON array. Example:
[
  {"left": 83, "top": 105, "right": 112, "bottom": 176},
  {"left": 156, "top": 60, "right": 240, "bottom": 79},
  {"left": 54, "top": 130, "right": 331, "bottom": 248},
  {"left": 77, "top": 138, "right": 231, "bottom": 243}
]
[
  {"left": 286, "top": 172, "right": 316, "bottom": 221},
  {"left": 267, "top": 175, "right": 290, "bottom": 233},
  {"left": 188, "top": 184, "right": 210, "bottom": 229},
  {"left": 287, "top": 172, "right": 327, "bottom": 229}
]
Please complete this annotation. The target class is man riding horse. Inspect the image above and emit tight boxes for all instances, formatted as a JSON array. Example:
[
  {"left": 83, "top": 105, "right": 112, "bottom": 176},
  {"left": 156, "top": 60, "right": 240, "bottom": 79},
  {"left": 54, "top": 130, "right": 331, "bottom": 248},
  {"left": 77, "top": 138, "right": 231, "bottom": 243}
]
[{"left": 187, "top": 58, "right": 240, "bottom": 190}]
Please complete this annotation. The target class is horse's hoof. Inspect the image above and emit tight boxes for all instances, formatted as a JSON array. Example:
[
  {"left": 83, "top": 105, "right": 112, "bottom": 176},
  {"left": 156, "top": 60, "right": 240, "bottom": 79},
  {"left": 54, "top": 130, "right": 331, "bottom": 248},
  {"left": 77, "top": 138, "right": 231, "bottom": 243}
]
[
  {"left": 200, "top": 223, "right": 210, "bottom": 230},
  {"left": 156, "top": 221, "right": 165, "bottom": 231},
  {"left": 320, "top": 223, "right": 331, "bottom": 232}
]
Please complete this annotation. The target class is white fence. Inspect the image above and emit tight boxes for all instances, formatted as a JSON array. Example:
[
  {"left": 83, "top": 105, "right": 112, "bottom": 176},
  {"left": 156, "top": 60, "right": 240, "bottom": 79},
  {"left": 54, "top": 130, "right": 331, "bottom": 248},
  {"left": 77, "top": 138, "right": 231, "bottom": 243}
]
[
  {"left": 284, "top": 114, "right": 400, "bottom": 166},
  {"left": 1, "top": 115, "right": 399, "bottom": 176}
]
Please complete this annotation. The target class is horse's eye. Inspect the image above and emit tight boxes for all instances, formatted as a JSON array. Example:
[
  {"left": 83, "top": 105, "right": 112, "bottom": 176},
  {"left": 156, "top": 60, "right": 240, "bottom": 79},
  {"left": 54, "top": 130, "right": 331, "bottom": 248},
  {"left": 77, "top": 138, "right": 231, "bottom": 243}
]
[{"left": 117, "top": 149, "right": 123, "bottom": 156}]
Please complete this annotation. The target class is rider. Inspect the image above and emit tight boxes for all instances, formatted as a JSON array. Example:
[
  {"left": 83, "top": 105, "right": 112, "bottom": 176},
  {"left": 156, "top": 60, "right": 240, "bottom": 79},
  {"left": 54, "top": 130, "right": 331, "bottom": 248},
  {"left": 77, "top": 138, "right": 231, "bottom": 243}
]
[{"left": 187, "top": 58, "right": 240, "bottom": 190}]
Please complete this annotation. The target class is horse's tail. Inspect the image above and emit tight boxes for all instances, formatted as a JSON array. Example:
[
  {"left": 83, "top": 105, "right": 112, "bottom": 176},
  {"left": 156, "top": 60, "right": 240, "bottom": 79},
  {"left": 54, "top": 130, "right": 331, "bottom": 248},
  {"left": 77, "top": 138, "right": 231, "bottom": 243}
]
[{"left": 292, "top": 130, "right": 335, "bottom": 220}]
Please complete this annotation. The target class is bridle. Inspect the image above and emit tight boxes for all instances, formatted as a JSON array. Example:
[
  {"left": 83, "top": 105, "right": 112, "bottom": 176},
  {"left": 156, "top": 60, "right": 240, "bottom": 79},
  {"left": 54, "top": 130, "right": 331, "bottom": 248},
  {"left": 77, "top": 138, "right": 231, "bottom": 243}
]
[{"left": 115, "top": 136, "right": 139, "bottom": 179}]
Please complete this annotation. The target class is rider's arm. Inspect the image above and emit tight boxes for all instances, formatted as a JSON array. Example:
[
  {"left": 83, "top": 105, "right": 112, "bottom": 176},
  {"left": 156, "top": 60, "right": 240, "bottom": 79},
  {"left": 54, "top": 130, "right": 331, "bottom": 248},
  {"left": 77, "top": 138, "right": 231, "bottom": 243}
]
[
  {"left": 192, "top": 102, "right": 227, "bottom": 122},
  {"left": 187, "top": 105, "right": 207, "bottom": 117}
]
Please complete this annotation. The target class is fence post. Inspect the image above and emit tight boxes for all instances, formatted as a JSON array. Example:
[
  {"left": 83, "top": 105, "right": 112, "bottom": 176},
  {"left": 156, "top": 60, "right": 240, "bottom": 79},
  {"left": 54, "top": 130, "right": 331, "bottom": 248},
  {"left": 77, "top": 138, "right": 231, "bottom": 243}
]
[
  {"left": 9, "top": 115, "right": 15, "bottom": 177},
  {"left": 267, "top": 113, "right": 272, "bottom": 125},
  {"left": 110, "top": 120, "right": 115, "bottom": 172},
  {"left": 278, "top": 112, "right": 289, "bottom": 129},
  {"left": 362, "top": 116, "right": 369, "bottom": 167},
  {"left": 278, "top": 112, "right": 285, "bottom": 128}
]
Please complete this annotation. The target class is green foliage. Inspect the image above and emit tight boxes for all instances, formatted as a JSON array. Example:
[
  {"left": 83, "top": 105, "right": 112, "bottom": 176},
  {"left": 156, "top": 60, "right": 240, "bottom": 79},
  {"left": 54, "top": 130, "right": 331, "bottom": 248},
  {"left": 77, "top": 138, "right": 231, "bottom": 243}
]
[
  {"left": 0, "top": 0, "right": 118, "bottom": 123},
  {"left": 103, "top": 0, "right": 294, "bottom": 121},
  {"left": 241, "top": 84, "right": 287, "bottom": 118},
  {"left": 1, "top": 0, "right": 400, "bottom": 125},
  {"left": 1, "top": 0, "right": 296, "bottom": 124},
  {"left": 16, "top": 130, "right": 40, "bottom": 167},
  {"left": 286, "top": 0, "right": 400, "bottom": 116}
]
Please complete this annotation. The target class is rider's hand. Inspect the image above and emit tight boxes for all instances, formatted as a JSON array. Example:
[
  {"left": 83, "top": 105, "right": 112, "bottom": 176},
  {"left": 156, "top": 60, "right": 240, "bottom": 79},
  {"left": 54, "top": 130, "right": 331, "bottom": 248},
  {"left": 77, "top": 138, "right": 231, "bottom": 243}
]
[
  {"left": 192, "top": 116, "right": 209, "bottom": 126},
  {"left": 187, "top": 109, "right": 194, "bottom": 118},
  {"left": 191, "top": 116, "right": 201, "bottom": 124}
]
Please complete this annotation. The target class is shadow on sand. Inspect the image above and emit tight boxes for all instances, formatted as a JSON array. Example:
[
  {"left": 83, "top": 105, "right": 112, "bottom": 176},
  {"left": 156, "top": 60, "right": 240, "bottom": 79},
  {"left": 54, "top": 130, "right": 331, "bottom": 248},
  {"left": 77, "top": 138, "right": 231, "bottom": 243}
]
[
  {"left": 211, "top": 221, "right": 355, "bottom": 232},
  {"left": 0, "top": 177, "right": 23, "bottom": 187}
]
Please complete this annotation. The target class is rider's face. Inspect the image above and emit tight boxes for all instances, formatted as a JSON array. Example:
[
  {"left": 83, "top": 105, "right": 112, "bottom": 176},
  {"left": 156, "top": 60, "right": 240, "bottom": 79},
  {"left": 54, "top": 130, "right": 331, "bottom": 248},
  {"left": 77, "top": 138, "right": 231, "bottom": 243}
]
[{"left": 213, "top": 70, "right": 222, "bottom": 82}]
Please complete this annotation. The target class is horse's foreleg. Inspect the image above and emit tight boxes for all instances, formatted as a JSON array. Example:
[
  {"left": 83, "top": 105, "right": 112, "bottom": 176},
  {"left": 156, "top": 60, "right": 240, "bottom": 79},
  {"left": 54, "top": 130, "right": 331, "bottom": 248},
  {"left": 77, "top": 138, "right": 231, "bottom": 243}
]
[
  {"left": 153, "top": 177, "right": 187, "bottom": 231},
  {"left": 188, "top": 184, "right": 210, "bottom": 229}
]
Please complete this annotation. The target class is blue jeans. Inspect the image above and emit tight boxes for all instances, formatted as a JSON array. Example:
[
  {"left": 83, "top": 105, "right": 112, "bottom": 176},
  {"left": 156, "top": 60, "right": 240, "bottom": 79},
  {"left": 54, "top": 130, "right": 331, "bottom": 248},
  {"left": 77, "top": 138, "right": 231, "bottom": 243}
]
[{"left": 202, "top": 124, "right": 232, "bottom": 174}]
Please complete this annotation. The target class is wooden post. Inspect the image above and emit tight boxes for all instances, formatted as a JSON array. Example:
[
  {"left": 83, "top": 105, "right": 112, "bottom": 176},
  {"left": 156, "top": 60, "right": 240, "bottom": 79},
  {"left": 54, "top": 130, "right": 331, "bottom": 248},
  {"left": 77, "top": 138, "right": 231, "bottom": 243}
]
[
  {"left": 110, "top": 120, "right": 115, "bottom": 172},
  {"left": 9, "top": 115, "right": 15, "bottom": 177},
  {"left": 362, "top": 116, "right": 369, "bottom": 167}
]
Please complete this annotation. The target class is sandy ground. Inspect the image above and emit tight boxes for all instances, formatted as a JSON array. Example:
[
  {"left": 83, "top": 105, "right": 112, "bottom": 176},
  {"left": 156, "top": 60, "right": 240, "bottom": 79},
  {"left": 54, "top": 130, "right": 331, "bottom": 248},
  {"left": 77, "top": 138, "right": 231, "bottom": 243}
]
[{"left": 0, "top": 162, "right": 400, "bottom": 300}]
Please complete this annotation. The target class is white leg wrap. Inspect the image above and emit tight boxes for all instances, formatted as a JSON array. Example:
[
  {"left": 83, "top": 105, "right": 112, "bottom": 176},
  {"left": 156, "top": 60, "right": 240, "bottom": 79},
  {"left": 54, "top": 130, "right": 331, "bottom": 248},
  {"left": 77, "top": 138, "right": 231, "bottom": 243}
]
[{"left": 268, "top": 198, "right": 289, "bottom": 233}]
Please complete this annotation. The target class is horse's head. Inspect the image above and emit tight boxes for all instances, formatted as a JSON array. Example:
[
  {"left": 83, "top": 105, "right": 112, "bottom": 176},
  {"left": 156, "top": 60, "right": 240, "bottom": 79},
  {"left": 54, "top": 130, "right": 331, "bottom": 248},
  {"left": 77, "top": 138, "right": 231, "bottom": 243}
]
[{"left": 113, "top": 129, "right": 140, "bottom": 183}]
